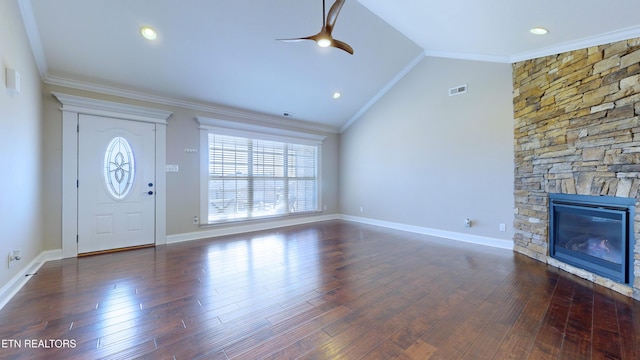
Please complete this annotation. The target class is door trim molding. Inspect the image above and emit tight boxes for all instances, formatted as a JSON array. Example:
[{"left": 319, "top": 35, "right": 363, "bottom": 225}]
[{"left": 53, "top": 93, "right": 173, "bottom": 258}]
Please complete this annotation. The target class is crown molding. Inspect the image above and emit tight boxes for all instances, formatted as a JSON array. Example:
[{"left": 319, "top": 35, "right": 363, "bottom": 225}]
[
  {"left": 421, "top": 25, "right": 640, "bottom": 64},
  {"left": 17, "top": 0, "right": 47, "bottom": 78},
  {"left": 43, "top": 74, "right": 339, "bottom": 134},
  {"left": 424, "top": 50, "right": 511, "bottom": 64},
  {"left": 510, "top": 25, "right": 640, "bottom": 63}
]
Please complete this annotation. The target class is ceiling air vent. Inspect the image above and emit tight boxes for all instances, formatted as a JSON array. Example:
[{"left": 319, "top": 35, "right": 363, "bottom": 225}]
[{"left": 448, "top": 84, "right": 467, "bottom": 96}]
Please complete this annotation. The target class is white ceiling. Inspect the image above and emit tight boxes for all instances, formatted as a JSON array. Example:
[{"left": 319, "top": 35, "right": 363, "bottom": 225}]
[{"left": 18, "top": 0, "right": 640, "bottom": 132}]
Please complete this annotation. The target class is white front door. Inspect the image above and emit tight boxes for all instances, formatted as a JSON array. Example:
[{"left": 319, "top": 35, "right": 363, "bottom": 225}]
[{"left": 77, "top": 114, "right": 156, "bottom": 254}]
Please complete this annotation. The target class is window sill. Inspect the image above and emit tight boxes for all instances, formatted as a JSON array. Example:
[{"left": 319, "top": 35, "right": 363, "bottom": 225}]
[{"left": 199, "top": 211, "right": 324, "bottom": 229}]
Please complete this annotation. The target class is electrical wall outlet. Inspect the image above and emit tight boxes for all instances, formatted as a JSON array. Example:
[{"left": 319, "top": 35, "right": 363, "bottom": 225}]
[
  {"left": 8, "top": 249, "right": 22, "bottom": 269},
  {"left": 193, "top": 216, "right": 199, "bottom": 224},
  {"left": 499, "top": 223, "right": 506, "bottom": 232},
  {"left": 464, "top": 218, "right": 472, "bottom": 227}
]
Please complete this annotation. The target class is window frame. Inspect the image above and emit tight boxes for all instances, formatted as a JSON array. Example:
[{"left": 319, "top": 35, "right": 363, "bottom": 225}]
[{"left": 197, "top": 117, "right": 325, "bottom": 226}]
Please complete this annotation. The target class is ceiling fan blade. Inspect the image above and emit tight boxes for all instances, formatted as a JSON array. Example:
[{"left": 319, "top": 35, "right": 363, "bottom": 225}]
[
  {"left": 331, "top": 38, "right": 354, "bottom": 55},
  {"left": 325, "top": 0, "right": 345, "bottom": 34},
  {"left": 277, "top": 34, "right": 319, "bottom": 42}
]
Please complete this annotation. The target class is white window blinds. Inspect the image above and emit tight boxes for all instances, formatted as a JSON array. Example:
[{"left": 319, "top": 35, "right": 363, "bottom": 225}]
[{"left": 205, "top": 133, "right": 319, "bottom": 223}]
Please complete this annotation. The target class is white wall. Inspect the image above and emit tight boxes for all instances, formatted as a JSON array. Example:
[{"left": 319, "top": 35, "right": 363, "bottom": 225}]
[
  {"left": 340, "top": 56, "right": 515, "bottom": 241},
  {"left": 0, "top": 0, "right": 44, "bottom": 289}
]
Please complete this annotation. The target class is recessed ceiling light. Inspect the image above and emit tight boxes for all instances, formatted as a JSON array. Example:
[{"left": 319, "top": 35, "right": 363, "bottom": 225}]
[
  {"left": 530, "top": 27, "right": 549, "bottom": 35},
  {"left": 332, "top": 92, "right": 341, "bottom": 99},
  {"left": 140, "top": 26, "right": 157, "bottom": 40}
]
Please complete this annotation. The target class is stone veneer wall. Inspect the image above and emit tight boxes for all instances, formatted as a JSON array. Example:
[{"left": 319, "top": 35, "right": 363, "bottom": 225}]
[{"left": 513, "top": 37, "right": 640, "bottom": 300}]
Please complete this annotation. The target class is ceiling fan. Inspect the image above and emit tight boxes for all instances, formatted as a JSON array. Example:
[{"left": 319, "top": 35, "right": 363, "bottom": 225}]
[{"left": 278, "top": 0, "right": 354, "bottom": 55}]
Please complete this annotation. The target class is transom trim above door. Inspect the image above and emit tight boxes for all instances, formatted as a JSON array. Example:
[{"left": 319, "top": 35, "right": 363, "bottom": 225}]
[{"left": 54, "top": 93, "right": 173, "bottom": 258}]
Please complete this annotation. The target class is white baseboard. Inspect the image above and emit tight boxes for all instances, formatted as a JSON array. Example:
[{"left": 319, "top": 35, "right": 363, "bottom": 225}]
[
  {"left": 340, "top": 215, "right": 514, "bottom": 250},
  {"left": 166, "top": 213, "right": 513, "bottom": 250},
  {"left": 0, "top": 249, "right": 63, "bottom": 311},
  {"left": 167, "top": 214, "right": 340, "bottom": 244}
]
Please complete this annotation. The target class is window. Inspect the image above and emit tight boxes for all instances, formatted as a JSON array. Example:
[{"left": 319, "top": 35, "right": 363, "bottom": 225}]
[
  {"left": 198, "top": 117, "right": 324, "bottom": 224},
  {"left": 104, "top": 136, "right": 135, "bottom": 199}
]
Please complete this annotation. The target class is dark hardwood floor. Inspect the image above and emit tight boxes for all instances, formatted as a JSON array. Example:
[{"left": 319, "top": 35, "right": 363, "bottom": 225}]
[{"left": 1, "top": 220, "right": 639, "bottom": 359}]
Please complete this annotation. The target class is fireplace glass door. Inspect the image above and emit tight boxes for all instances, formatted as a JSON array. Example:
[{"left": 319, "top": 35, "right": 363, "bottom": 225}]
[{"left": 550, "top": 194, "right": 633, "bottom": 284}]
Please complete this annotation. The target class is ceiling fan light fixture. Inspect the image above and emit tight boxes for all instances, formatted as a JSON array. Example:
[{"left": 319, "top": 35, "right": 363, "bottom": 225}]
[{"left": 317, "top": 38, "right": 332, "bottom": 48}]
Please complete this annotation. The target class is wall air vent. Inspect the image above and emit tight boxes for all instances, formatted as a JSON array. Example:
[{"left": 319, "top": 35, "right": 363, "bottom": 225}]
[{"left": 448, "top": 84, "right": 467, "bottom": 96}]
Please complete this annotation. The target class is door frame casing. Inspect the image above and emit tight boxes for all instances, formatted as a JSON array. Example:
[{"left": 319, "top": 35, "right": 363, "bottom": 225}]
[{"left": 54, "top": 93, "right": 172, "bottom": 258}]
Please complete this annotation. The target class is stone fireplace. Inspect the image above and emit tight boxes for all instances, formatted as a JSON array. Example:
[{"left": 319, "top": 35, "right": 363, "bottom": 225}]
[{"left": 513, "top": 37, "right": 640, "bottom": 300}]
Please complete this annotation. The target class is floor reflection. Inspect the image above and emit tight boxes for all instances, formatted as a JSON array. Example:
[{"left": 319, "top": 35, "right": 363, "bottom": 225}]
[{"left": 201, "top": 229, "right": 322, "bottom": 312}]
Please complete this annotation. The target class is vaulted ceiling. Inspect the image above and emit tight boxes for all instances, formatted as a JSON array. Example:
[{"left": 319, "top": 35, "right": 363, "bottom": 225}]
[{"left": 18, "top": 0, "right": 640, "bottom": 132}]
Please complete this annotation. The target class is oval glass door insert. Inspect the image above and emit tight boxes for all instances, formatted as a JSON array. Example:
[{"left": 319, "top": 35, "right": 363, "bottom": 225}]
[{"left": 104, "top": 136, "right": 135, "bottom": 199}]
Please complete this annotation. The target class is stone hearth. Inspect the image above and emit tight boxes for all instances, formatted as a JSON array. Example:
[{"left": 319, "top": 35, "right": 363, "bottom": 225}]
[{"left": 512, "top": 37, "right": 640, "bottom": 299}]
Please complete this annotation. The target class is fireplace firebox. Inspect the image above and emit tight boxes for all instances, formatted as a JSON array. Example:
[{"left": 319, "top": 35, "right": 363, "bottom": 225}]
[{"left": 549, "top": 193, "right": 635, "bottom": 285}]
